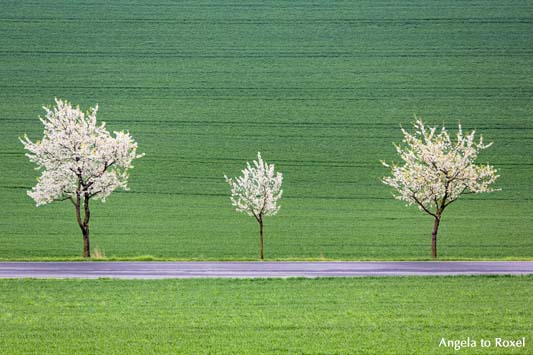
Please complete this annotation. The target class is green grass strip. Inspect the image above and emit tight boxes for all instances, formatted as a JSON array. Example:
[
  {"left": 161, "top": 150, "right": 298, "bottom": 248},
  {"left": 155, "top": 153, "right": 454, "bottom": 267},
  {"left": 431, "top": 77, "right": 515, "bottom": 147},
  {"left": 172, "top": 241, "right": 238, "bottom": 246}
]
[{"left": 0, "top": 276, "right": 530, "bottom": 354}]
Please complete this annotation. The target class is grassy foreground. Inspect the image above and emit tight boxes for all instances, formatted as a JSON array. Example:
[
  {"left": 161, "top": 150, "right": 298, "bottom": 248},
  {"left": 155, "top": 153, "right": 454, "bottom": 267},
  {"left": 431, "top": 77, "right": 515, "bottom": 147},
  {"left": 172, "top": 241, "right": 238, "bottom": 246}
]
[{"left": 0, "top": 276, "right": 530, "bottom": 354}]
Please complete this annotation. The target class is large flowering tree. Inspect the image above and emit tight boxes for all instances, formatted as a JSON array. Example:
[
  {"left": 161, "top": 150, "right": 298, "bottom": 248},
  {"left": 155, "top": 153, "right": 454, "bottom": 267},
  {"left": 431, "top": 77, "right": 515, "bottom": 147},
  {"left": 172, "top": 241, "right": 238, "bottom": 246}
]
[
  {"left": 382, "top": 120, "right": 499, "bottom": 258},
  {"left": 225, "top": 152, "right": 283, "bottom": 260},
  {"left": 20, "top": 98, "right": 144, "bottom": 257}
]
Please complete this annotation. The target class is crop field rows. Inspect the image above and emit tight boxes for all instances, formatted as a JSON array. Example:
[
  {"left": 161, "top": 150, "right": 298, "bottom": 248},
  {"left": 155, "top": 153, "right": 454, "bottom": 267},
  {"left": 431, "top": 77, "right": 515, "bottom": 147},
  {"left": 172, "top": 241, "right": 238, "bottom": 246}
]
[{"left": 0, "top": 0, "right": 531, "bottom": 259}]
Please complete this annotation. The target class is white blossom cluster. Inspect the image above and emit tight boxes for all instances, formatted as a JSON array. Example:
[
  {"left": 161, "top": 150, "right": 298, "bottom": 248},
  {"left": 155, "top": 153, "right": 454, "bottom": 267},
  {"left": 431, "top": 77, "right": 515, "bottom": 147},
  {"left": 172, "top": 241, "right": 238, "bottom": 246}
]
[
  {"left": 382, "top": 120, "right": 499, "bottom": 215},
  {"left": 20, "top": 98, "right": 144, "bottom": 206},
  {"left": 224, "top": 152, "right": 283, "bottom": 220}
]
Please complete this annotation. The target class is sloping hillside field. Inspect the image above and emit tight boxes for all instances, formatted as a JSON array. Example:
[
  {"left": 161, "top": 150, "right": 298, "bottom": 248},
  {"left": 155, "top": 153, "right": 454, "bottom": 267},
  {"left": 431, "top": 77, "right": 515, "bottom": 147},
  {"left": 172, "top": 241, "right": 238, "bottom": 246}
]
[{"left": 0, "top": 0, "right": 531, "bottom": 259}]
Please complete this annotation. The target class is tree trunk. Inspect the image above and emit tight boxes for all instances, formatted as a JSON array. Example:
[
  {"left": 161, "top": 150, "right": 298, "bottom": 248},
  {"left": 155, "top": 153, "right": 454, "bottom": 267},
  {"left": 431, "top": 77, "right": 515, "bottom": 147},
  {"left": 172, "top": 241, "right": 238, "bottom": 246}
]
[
  {"left": 431, "top": 216, "right": 440, "bottom": 259},
  {"left": 82, "top": 225, "right": 90, "bottom": 258},
  {"left": 259, "top": 219, "right": 264, "bottom": 261},
  {"left": 75, "top": 194, "right": 91, "bottom": 258}
]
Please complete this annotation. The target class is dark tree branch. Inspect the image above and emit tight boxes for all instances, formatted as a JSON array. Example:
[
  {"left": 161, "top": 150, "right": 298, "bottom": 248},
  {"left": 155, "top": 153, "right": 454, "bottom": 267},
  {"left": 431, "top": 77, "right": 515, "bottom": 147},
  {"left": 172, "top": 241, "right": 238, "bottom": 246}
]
[
  {"left": 444, "top": 186, "right": 468, "bottom": 208},
  {"left": 251, "top": 210, "right": 261, "bottom": 224},
  {"left": 411, "top": 194, "right": 438, "bottom": 219},
  {"left": 85, "top": 160, "right": 115, "bottom": 188}
]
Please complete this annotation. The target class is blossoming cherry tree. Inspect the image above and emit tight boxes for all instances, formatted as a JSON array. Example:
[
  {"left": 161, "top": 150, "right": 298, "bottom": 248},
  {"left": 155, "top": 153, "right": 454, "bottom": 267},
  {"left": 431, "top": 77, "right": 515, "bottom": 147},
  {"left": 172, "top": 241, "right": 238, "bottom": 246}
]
[
  {"left": 225, "top": 152, "right": 283, "bottom": 260},
  {"left": 382, "top": 120, "right": 499, "bottom": 258},
  {"left": 20, "top": 99, "right": 144, "bottom": 257}
]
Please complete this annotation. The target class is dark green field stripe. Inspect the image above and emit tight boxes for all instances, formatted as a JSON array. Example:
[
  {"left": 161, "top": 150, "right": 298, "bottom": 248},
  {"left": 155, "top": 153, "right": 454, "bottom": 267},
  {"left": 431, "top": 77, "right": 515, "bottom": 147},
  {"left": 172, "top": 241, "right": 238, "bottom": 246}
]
[
  {"left": 3, "top": 118, "right": 532, "bottom": 130},
  {"left": 2, "top": 186, "right": 529, "bottom": 202},
  {"left": 2, "top": 52, "right": 532, "bottom": 58},
  {"left": 1, "top": 17, "right": 532, "bottom": 24}
]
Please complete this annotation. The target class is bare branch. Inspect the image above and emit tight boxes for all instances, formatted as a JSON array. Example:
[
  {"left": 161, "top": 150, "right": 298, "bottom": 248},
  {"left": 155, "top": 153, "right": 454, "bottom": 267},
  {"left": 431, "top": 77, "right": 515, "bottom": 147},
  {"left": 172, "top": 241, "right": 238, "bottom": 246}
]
[{"left": 411, "top": 194, "right": 438, "bottom": 219}]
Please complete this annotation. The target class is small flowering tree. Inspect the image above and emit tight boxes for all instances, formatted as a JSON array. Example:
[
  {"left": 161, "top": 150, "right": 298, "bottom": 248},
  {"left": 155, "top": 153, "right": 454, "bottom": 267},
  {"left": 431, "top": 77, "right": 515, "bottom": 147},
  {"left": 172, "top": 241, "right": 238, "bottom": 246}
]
[
  {"left": 225, "top": 152, "right": 283, "bottom": 260},
  {"left": 20, "top": 98, "right": 144, "bottom": 257},
  {"left": 382, "top": 120, "right": 499, "bottom": 259}
]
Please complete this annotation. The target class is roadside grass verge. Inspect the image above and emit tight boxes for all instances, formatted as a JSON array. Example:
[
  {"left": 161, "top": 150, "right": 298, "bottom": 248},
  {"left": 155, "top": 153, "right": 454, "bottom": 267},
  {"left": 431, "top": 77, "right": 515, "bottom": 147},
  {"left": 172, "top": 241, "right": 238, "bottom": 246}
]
[{"left": 0, "top": 276, "right": 530, "bottom": 354}]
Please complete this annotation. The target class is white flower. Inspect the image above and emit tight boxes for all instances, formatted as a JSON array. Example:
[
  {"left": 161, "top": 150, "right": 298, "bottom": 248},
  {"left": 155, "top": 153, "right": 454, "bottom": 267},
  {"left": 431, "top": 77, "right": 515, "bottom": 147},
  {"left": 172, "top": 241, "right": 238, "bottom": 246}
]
[
  {"left": 382, "top": 119, "right": 499, "bottom": 217},
  {"left": 20, "top": 98, "right": 144, "bottom": 206},
  {"left": 225, "top": 152, "right": 283, "bottom": 220}
]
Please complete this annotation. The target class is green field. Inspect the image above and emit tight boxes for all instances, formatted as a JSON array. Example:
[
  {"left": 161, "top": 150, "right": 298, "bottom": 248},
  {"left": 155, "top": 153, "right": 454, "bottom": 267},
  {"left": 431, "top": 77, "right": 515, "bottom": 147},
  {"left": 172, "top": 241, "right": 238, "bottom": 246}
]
[
  {"left": 0, "top": 276, "right": 530, "bottom": 354},
  {"left": 1, "top": 0, "right": 532, "bottom": 259}
]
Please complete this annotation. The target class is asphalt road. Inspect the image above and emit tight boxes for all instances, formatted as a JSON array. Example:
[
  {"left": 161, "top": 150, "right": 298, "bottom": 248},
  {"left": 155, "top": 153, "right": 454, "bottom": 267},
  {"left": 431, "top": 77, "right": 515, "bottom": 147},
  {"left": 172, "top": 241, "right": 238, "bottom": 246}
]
[{"left": 0, "top": 261, "right": 531, "bottom": 279}]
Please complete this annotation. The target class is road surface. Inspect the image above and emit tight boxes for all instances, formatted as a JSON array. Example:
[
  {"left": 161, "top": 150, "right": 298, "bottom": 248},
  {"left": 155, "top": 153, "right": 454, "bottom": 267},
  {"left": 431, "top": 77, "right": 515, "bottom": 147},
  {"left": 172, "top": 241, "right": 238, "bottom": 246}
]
[{"left": 0, "top": 261, "right": 531, "bottom": 279}]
